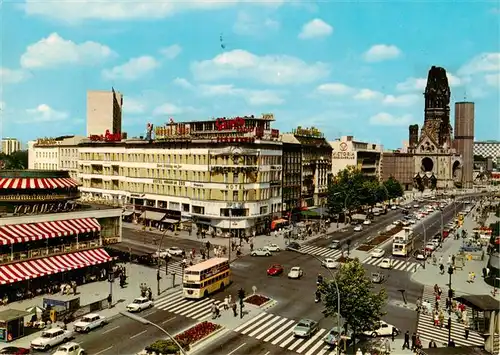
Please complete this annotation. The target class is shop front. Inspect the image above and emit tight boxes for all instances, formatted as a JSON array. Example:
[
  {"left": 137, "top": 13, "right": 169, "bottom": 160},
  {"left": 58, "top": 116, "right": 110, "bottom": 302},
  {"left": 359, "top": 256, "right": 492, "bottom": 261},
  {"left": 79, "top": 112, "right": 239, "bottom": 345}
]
[{"left": 0, "top": 309, "right": 30, "bottom": 343}]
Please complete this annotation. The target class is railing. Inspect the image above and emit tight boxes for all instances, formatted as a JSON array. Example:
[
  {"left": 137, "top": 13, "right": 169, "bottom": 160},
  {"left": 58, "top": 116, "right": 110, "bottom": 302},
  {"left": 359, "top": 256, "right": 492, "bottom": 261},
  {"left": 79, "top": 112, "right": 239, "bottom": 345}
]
[
  {"left": 0, "top": 193, "right": 81, "bottom": 201},
  {"left": 0, "top": 239, "right": 101, "bottom": 265}
]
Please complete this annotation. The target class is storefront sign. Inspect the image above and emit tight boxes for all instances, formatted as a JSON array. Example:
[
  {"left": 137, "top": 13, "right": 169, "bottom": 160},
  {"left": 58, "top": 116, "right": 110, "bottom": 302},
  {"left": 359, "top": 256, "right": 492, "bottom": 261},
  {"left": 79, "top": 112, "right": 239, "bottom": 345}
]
[
  {"left": 215, "top": 117, "right": 253, "bottom": 132},
  {"left": 153, "top": 179, "right": 186, "bottom": 186},
  {"left": 155, "top": 124, "right": 191, "bottom": 139},
  {"left": 157, "top": 164, "right": 182, "bottom": 169},
  {"left": 192, "top": 183, "right": 204, "bottom": 187},
  {"left": 332, "top": 152, "right": 355, "bottom": 159},
  {"left": 89, "top": 130, "right": 122, "bottom": 142},
  {"left": 217, "top": 136, "right": 255, "bottom": 143},
  {"left": 226, "top": 184, "right": 243, "bottom": 190},
  {"left": 36, "top": 138, "right": 57, "bottom": 145}
]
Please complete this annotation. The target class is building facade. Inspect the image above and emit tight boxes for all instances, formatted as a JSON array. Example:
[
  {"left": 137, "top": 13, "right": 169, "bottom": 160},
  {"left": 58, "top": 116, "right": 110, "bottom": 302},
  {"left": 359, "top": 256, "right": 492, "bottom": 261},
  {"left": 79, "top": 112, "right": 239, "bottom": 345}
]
[
  {"left": 380, "top": 151, "right": 415, "bottom": 190},
  {"left": 86, "top": 90, "right": 123, "bottom": 137},
  {"left": 454, "top": 102, "right": 475, "bottom": 188},
  {"left": 1, "top": 138, "right": 21, "bottom": 155},
  {"left": 330, "top": 136, "right": 382, "bottom": 180},
  {"left": 78, "top": 115, "right": 282, "bottom": 237},
  {"left": 28, "top": 136, "right": 86, "bottom": 181}
]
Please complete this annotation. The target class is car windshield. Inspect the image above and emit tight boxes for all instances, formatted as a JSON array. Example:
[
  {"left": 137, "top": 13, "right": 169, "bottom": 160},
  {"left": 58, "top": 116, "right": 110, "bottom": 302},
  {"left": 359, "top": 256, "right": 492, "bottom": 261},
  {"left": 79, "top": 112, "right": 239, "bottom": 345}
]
[
  {"left": 57, "top": 346, "right": 69, "bottom": 352},
  {"left": 81, "top": 316, "right": 92, "bottom": 322},
  {"left": 41, "top": 332, "right": 52, "bottom": 338},
  {"left": 297, "top": 322, "right": 309, "bottom": 328},
  {"left": 133, "top": 299, "right": 143, "bottom": 304}
]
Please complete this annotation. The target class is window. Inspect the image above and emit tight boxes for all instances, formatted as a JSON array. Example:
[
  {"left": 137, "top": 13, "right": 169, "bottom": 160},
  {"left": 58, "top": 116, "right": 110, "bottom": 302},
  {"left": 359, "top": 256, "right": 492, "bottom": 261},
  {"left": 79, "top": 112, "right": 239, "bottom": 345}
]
[
  {"left": 233, "top": 191, "right": 238, "bottom": 201},
  {"left": 192, "top": 206, "right": 205, "bottom": 214},
  {"left": 233, "top": 173, "right": 238, "bottom": 183}
]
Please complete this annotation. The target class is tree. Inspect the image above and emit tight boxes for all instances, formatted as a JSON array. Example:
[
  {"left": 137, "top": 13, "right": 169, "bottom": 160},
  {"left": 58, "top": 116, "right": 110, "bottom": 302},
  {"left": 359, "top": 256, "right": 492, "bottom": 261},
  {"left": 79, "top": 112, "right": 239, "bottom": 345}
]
[
  {"left": 383, "top": 176, "right": 404, "bottom": 199},
  {"left": 322, "top": 259, "right": 387, "bottom": 352},
  {"left": 0, "top": 150, "right": 28, "bottom": 170},
  {"left": 327, "top": 167, "right": 366, "bottom": 218}
]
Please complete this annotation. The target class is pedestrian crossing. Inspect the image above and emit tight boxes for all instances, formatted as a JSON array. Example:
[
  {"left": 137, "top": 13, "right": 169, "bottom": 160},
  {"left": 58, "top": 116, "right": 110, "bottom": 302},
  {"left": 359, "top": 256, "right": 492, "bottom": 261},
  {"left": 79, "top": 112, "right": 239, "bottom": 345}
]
[
  {"left": 416, "top": 285, "right": 484, "bottom": 347},
  {"left": 153, "top": 288, "right": 222, "bottom": 320},
  {"left": 157, "top": 260, "right": 185, "bottom": 276},
  {"left": 298, "top": 245, "right": 343, "bottom": 259},
  {"left": 362, "top": 256, "right": 422, "bottom": 272},
  {"left": 233, "top": 312, "right": 342, "bottom": 355}
]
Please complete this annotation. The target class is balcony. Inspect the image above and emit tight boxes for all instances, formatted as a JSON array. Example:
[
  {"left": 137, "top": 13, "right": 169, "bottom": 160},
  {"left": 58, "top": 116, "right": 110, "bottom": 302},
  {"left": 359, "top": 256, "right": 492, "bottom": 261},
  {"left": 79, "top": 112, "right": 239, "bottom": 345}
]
[
  {"left": 0, "top": 192, "right": 81, "bottom": 202},
  {"left": 0, "top": 238, "right": 102, "bottom": 266}
]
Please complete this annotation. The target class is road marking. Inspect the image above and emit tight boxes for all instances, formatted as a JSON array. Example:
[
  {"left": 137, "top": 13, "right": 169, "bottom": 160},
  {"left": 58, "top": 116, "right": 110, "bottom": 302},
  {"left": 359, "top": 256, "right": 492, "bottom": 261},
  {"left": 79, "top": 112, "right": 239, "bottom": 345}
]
[
  {"left": 93, "top": 346, "right": 113, "bottom": 355},
  {"left": 161, "top": 316, "right": 176, "bottom": 325},
  {"left": 264, "top": 352, "right": 270, "bottom": 355},
  {"left": 130, "top": 329, "right": 148, "bottom": 339},
  {"left": 102, "top": 325, "right": 120, "bottom": 334},
  {"left": 227, "top": 343, "right": 246, "bottom": 355},
  {"left": 144, "top": 309, "right": 157, "bottom": 317}
]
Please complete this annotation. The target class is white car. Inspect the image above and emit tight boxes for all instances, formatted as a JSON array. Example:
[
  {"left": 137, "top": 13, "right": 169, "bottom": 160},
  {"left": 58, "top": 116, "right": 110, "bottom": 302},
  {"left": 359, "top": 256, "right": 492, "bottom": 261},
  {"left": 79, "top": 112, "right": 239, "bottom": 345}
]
[
  {"left": 30, "top": 327, "right": 72, "bottom": 351},
  {"left": 53, "top": 342, "right": 85, "bottom": 355},
  {"left": 402, "top": 220, "right": 411, "bottom": 226},
  {"left": 391, "top": 205, "right": 397, "bottom": 210},
  {"left": 73, "top": 313, "right": 106, "bottom": 333},
  {"left": 126, "top": 297, "right": 154, "bottom": 312},
  {"left": 322, "top": 258, "right": 339, "bottom": 269},
  {"left": 415, "top": 250, "right": 426, "bottom": 260},
  {"left": 266, "top": 244, "right": 281, "bottom": 252},
  {"left": 363, "top": 220, "right": 372, "bottom": 225},
  {"left": 353, "top": 225, "right": 363, "bottom": 232},
  {"left": 425, "top": 242, "right": 436, "bottom": 251},
  {"left": 288, "top": 266, "right": 303, "bottom": 279},
  {"left": 379, "top": 258, "right": 393, "bottom": 269},
  {"left": 166, "top": 247, "right": 183, "bottom": 256},
  {"left": 363, "top": 320, "right": 399, "bottom": 337},
  {"left": 408, "top": 219, "right": 416, "bottom": 224},
  {"left": 413, "top": 204, "right": 419, "bottom": 208},
  {"left": 370, "top": 248, "right": 385, "bottom": 258},
  {"left": 251, "top": 247, "right": 272, "bottom": 257}
]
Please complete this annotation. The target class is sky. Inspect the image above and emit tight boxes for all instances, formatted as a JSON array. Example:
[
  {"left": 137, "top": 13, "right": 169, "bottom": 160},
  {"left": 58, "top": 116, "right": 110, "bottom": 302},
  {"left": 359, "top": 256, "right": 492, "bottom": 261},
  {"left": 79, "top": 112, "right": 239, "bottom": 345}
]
[{"left": 1, "top": 1, "right": 499, "bottom": 149}]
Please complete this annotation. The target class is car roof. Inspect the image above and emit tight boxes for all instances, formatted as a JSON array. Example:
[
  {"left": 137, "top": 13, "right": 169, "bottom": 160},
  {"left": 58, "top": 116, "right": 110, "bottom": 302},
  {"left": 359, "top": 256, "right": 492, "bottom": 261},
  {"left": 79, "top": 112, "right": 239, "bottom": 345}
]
[
  {"left": 298, "top": 318, "right": 315, "bottom": 324},
  {"left": 83, "top": 313, "right": 100, "bottom": 317},
  {"left": 134, "top": 296, "right": 148, "bottom": 300},
  {"left": 44, "top": 327, "right": 64, "bottom": 333},
  {"left": 291, "top": 266, "right": 300, "bottom": 269},
  {"left": 60, "top": 342, "right": 80, "bottom": 348}
]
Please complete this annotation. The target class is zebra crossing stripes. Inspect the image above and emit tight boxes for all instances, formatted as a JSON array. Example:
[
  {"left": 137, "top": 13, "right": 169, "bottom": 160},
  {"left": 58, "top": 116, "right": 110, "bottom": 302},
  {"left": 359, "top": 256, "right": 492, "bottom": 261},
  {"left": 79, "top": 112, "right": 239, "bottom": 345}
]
[
  {"left": 298, "top": 245, "right": 343, "bottom": 259},
  {"left": 233, "top": 312, "right": 340, "bottom": 355},
  {"left": 362, "top": 256, "right": 421, "bottom": 272},
  {"left": 153, "top": 289, "right": 221, "bottom": 320},
  {"left": 158, "top": 260, "right": 185, "bottom": 276}
]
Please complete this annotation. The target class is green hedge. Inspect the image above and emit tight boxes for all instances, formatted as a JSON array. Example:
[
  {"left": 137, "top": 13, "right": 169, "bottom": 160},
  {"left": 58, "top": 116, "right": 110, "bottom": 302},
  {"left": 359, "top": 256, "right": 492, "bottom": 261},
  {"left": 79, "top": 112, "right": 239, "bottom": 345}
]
[{"left": 145, "top": 339, "right": 190, "bottom": 355}]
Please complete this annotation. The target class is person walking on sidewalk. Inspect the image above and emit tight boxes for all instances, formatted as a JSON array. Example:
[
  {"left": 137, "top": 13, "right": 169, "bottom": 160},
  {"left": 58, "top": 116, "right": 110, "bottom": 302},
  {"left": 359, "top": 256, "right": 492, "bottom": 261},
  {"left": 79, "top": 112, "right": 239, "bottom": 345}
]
[
  {"left": 428, "top": 339, "right": 437, "bottom": 348},
  {"left": 223, "top": 296, "right": 229, "bottom": 310},
  {"left": 464, "top": 321, "right": 470, "bottom": 340},
  {"left": 402, "top": 331, "right": 410, "bottom": 350},
  {"left": 232, "top": 302, "right": 237, "bottom": 317},
  {"left": 410, "top": 332, "right": 416, "bottom": 351}
]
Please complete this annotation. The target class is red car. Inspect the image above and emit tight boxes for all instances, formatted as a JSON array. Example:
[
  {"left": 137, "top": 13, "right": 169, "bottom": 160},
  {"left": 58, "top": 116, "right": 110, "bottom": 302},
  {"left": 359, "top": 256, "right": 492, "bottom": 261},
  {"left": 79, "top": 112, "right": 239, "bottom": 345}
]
[
  {"left": 0, "top": 347, "right": 31, "bottom": 354},
  {"left": 267, "top": 264, "right": 284, "bottom": 276}
]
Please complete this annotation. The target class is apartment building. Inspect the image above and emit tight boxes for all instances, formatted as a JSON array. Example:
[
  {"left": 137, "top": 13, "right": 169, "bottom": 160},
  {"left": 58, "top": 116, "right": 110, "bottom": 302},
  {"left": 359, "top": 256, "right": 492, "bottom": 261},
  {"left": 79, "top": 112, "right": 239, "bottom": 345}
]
[
  {"left": 1, "top": 138, "right": 21, "bottom": 155},
  {"left": 78, "top": 115, "right": 282, "bottom": 236},
  {"left": 28, "top": 136, "right": 86, "bottom": 181}
]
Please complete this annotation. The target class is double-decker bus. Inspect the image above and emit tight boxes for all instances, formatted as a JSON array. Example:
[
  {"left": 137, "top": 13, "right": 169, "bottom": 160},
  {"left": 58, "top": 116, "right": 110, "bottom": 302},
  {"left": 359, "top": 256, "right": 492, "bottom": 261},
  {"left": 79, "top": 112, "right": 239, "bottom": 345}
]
[
  {"left": 182, "top": 257, "right": 231, "bottom": 299},
  {"left": 392, "top": 227, "right": 414, "bottom": 257}
]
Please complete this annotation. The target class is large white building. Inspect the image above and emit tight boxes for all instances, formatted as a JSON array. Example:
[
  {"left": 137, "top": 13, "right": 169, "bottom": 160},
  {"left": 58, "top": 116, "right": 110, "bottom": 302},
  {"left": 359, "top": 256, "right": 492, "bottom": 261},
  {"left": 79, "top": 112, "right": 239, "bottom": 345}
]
[
  {"left": 1, "top": 138, "right": 22, "bottom": 155},
  {"left": 28, "top": 135, "right": 86, "bottom": 181},
  {"left": 329, "top": 136, "right": 383, "bottom": 179}
]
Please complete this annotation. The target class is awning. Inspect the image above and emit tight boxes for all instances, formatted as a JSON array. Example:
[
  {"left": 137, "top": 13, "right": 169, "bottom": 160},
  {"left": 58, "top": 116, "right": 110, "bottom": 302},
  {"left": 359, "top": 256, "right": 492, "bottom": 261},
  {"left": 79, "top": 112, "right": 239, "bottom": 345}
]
[
  {"left": 0, "top": 178, "right": 78, "bottom": 189},
  {"left": 0, "top": 218, "right": 101, "bottom": 246},
  {"left": 122, "top": 211, "right": 134, "bottom": 217},
  {"left": 0, "top": 248, "right": 112, "bottom": 284},
  {"left": 162, "top": 218, "right": 178, "bottom": 224},
  {"left": 140, "top": 211, "right": 166, "bottom": 222}
]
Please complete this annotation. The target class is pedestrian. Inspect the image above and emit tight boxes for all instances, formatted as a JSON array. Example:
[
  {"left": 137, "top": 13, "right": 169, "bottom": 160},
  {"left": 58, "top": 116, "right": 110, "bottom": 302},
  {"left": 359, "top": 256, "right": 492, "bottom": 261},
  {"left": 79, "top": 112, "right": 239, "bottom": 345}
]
[
  {"left": 438, "top": 256, "right": 443, "bottom": 265},
  {"left": 416, "top": 297, "right": 421, "bottom": 313},
  {"left": 391, "top": 326, "right": 396, "bottom": 342},
  {"left": 433, "top": 312, "right": 439, "bottom": 326},
  {"left": 439, "top": 263, "right": 445, "bottom": 274},
  {"left": 448, "top": 339, "right": 456, "bottom": 347},
  {"left": 355, "top": 349, "right": 363, "bottom": 355},
  {"left": 232, "top": 302, "right": 237, "bottom": 317},
  {"left": 429, "top": 339, "right": 437, "bottom": 348},
  {"left": 402, "top": 331, "right": 410, "bottom": 349},
  {"left": 411, "top": 332, "right": 416, "bottom": 350},
  {"left": 447, "top": 254, "right": 452, "bottom": 264},
  {"left": 464, "top": 322, "right": 469, "bottom": 340},
  {"left": 224, "top": 296, "right": 229, "bottom": 310},
  {"left": 452, "top": 254, "right": 455, "bottom": 265}
]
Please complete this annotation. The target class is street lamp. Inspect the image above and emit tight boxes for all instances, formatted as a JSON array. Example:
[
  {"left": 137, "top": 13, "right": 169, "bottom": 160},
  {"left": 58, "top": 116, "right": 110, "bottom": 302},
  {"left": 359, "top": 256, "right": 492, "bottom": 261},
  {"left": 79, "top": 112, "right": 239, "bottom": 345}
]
[
  {"left": 120, "top": 311, "right": 188, "bottom": 355},
  {"left": 287, "top": 247, "right": 342, "bottom": 355}
]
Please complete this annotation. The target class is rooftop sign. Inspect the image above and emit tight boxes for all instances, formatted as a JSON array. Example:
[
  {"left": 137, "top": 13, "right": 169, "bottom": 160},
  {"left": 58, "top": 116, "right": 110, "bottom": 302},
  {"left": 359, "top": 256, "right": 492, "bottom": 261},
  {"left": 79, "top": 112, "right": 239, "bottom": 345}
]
[
  {"left": 36, "top": 138, "right": 58, "bottom": 145},
  {"left": 155, "top": 123, "right": 191, "bottom": 140},
  {"left": 89, "top": 130, "right": 122, "bottom": 142},
  {"left": 293, "top": 126, "right": 324, "bottom": 138}
]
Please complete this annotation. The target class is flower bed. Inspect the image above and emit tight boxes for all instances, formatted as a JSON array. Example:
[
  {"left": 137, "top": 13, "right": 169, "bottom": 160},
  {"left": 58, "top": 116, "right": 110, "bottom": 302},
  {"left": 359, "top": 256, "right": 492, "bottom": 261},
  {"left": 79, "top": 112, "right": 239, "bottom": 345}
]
[
  {"left": 244, "top": 294, "right": 270, "bottom": 306},
  {"left": 356, "top": 225, "right": 402, "bottom": 251},
  {"left": 145, "top": 321, "right": 221, "bottom": 355}
]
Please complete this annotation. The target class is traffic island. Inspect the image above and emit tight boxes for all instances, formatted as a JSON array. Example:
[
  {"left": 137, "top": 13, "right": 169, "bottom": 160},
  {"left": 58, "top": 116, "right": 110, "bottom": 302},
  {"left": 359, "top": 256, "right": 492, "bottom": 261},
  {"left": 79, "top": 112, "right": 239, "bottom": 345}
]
[
  {"left": 356, "top": 225, "right": 403, "bottom": 252},
  {"left": 244, "top": 294, "right": 276, "bottom": 309}
]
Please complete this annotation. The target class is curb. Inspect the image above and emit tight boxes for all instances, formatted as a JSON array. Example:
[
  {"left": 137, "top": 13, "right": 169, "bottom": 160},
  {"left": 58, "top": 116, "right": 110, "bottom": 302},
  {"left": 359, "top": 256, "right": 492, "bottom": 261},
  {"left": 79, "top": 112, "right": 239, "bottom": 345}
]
[
  {"left": 188, "top": 326, "right": 228, "bottom": 354},
  {"left": 259, "top": 299, "right": 277, "bottom": 310}
]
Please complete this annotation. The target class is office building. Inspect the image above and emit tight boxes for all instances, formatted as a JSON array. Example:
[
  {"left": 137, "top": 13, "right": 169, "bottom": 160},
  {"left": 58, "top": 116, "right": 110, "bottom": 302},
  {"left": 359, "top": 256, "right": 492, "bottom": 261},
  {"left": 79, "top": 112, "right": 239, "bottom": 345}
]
[
  {"left": 330, "top": 136, "right": 382, "bottom": 180},
  {"left": 86, "top": 89, "right": 123, "bottom": 137},
  {"left": 1, "top": 138, "right": 21, "bottom": 155}
]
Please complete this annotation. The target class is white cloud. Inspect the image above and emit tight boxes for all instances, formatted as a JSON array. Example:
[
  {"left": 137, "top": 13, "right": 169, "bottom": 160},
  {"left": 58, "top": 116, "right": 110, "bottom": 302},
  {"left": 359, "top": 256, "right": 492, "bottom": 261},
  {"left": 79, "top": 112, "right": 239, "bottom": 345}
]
[
  {"left": 20, "top": 33, "right": 115, "bottom": 69},
  {"left": 485, "top": 73, "right": 500, "bottom": 87},
  {"left": 396, "top": 72, "right": 463, "bottom": 92},
  {"left": 25, "top": 104, "right": 68, "bottom": 122},
  {"left": 353, "top": 89, "right": 383, "bottom": 100},
  {"left": 102, "top": 56, "right": 159, "bottom": 81},
  {"left": 382, "top": 94, "right": 420, "bottom": 107},
  {"left": 173, "top": 77, "right": 194, "bottom": 89},
  {"left": 0, "top": 101, "right": 4, "bottom": 111},
  {"left": 199, "top": 84, "right": 285, "bottom": 106},
  {"left": 160, "top": 44, "right": 182, "bottom": 59},
  {"left": 315, "top": 83, "right": 354, "bottom": 96},
  {"left": 22, "top": 0, "right": 285, "bottom": 22},
  {"left": 123, "top": 98, "right": 147, "bottom": 114},
  {"left": 298, "top": 18, "right": 333, "bottom": 39},
  {"left": 363, "top": 44, "right": 401, "bottom": 62},
  {"left": 191, "top": 49, "right": 329, "bottom": 85},
  {"left": 233, "top": 11, "right": 279, "bottom": 35},
  {"left": 369, "top": 112, "right": 412, "bottom": 126},
  {"left": 0, "top": 67, "right": 30, "bottom": 84},
  {"left": 152, "top": 103, "right": 197, "bottom": 116},
  {"left": 458, "top": 52, "right": 500, "bottom": 75}
]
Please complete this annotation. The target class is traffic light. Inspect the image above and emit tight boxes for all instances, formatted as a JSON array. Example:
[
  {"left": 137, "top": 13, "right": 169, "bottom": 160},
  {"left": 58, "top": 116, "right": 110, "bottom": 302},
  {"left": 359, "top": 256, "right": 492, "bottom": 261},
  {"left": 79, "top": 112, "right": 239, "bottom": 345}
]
[
  {"left": 448, "top": 288, "right": 455, "bottom": 299},
  {"left": 238, "top": 288, "right": 245, "bottom": 300}
]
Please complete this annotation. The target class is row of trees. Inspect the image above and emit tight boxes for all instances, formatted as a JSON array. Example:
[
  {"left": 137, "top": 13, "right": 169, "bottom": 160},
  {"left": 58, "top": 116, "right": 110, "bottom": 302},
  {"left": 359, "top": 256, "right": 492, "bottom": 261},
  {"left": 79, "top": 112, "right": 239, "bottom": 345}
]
[
  {"left": 327, "top": 166, "right": 404, "bottom": 216},
  {"left": 0, "top": 151, "right": 28, "bottom": 170}
]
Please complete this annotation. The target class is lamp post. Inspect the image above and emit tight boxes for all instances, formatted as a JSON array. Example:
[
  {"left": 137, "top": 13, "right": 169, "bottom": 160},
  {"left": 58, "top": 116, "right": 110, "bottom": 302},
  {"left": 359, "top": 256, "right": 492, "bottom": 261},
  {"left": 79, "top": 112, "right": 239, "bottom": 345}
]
[
  {"left": 120, "top": 311, "right": 188, "bottom": 355},
  {"left": 287, "top": 247, "right": 342, "bottom": 355}
]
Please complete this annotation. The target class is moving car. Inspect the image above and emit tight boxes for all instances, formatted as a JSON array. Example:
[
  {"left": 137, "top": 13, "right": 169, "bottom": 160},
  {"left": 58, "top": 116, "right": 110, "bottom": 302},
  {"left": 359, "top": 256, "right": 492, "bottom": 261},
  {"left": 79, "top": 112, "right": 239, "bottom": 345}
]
[
  {"left": 166, "top": 247, "right": 183, "bottom": 256},
  {"left": 0, "top": 347, "right": 30, "bottom": 354},
  {"left": 371, "top": 272, "right": 385, "bottom": 284},
  {"left": 154, "top": 249, "right": 170, "bottom": 258},
  {"left": 266, "top": 244, "right": 281, "bottom": 252},
  {"left": 353, "top": 225, "right": 363, "bottom": 232},
  {"left": 415, "top": 250, "right": 426, "bottom": 260},
  {"left": 251, "top": 247, "right": 271, "bottom": 257},
  {"left": 424, "top": 242, "right": 436, "bottom": 252},
  {"left": 285, "top": 242, "right": 300, "bottom": 251},
  {"left": 363, "top": 219, "right": 372, "bottom": 225},
  {"left": 370, "top": 248, "right": 385, "bottom": 258},
  {"left": 52, "top": 342, "right": 85, "bottom": 355},
  {"left": 293, "top": 319, "right": 318, "bottom": 338},
  {"left": 288, "top": 266, "right": 303, "bottom": 279},
  {"left": 379, "top": 258, "right": 393, "bottom": 269},
  {"left": 322, "top": 258, "right": 339, "bottom": 269},
  {"left": 329, "top": 240, "right": 341, "bottom": 249},
  {"left": 363, "top": 320, "right": 399, "bottom": 337},
  {"left": 267, "top": 264, "right": 284, "bottom": 276},
  {"left": 126, "top": 297, "right": 154, "bottom": 312},
  {"left": 323, "top": 327, "right": 352, "bottom": 347},
  {"left": 30, "top": 328, "right": 72, "bottom": 351},
  {"left": 74, "top": 313, "right": 106, "bottom": 333}
]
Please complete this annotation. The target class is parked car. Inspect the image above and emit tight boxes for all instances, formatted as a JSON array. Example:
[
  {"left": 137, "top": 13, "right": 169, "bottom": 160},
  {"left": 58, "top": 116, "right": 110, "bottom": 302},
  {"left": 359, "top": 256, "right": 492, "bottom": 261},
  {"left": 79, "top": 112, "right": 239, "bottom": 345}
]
[
  {"left": 363, "top": 220, "right": 372, "bottom": 225},
  {"left": 0, "top": 347, "right": 30, "bottom": 355},
  {"left": 293, "top": 319, "right": 318, "bottom": 338},
  {"left": 52, "top": 342, "right": 85, "bottom": 355},
  {"left": 323, "top": 327, "right": 352, "bottom": 347},
  {"left": 126, "top": 297, "right": 154, "bottom": 312},
  {"left": 286, "top": 242, "right": 300, "bottom": 251},
  {"left": 166, "top": 247, "right": 183, "bottom": 256},
  {"left": 288, "top": 266, "right": 303, "bottom": 279},
  {"left": 379, "top": 258, "right": 393, "bottom": 269},
  {"left": 30, "top": 328, "right": 72, "bottom": 351},
  {"left": 425, "top": 243, "right": 436, "bottom": 252},
  {"left": 267, "top": 264, "right": 284, "bottom": 276},
  {"left": 322, "top": 258, "right": 339, "bottom": 269},
  {"left": 74, "top": 313, "right": 107, "bottom": 333},
  {"left": 370, "top": 248, "right": 385, "bottom": 258},
  {"left": 363, "top": 320, "right": 399, "bottom": 337},
  {"left": 415, "top": 250, "right": 426, "bottom": 260},
  {"left": 266, "top": 244, "right": 281, "bottom": 252},
  {"left": 251, "top": 247, "right": 272, "bottom": 257},
  {"left": 353, "top": 225, "right": 363, "bottom": 232},
  {"left": 329, "top": 240, "right": 341, "bottom": 249}
]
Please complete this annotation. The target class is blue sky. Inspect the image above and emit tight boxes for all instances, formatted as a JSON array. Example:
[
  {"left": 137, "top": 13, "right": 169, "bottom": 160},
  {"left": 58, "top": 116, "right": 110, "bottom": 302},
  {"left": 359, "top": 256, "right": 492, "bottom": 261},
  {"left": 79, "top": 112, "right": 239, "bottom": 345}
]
[{"left": 1, "top": 1, "right": 499, "bottom": 149}]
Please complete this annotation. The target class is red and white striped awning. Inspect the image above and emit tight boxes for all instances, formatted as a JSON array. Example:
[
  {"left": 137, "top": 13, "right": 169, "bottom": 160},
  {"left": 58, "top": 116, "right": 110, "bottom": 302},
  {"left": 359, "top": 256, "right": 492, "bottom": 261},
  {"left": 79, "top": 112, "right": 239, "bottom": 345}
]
[
  {"left": 0, "top": 177, "right": 78, "bottom": 190},
  {"left": 0, "top": 218, "right": 101, "bottom": 245},
  {"left": 0, "top": 248, "right": 112, "bottom": 284}
]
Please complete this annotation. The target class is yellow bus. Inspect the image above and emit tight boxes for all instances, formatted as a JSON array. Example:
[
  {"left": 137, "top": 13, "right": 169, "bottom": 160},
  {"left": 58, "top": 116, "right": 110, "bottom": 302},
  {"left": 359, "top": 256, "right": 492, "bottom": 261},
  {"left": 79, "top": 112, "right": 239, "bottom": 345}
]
[{"left": 182, "top": 257, "right": 231, "bottom": 299}]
